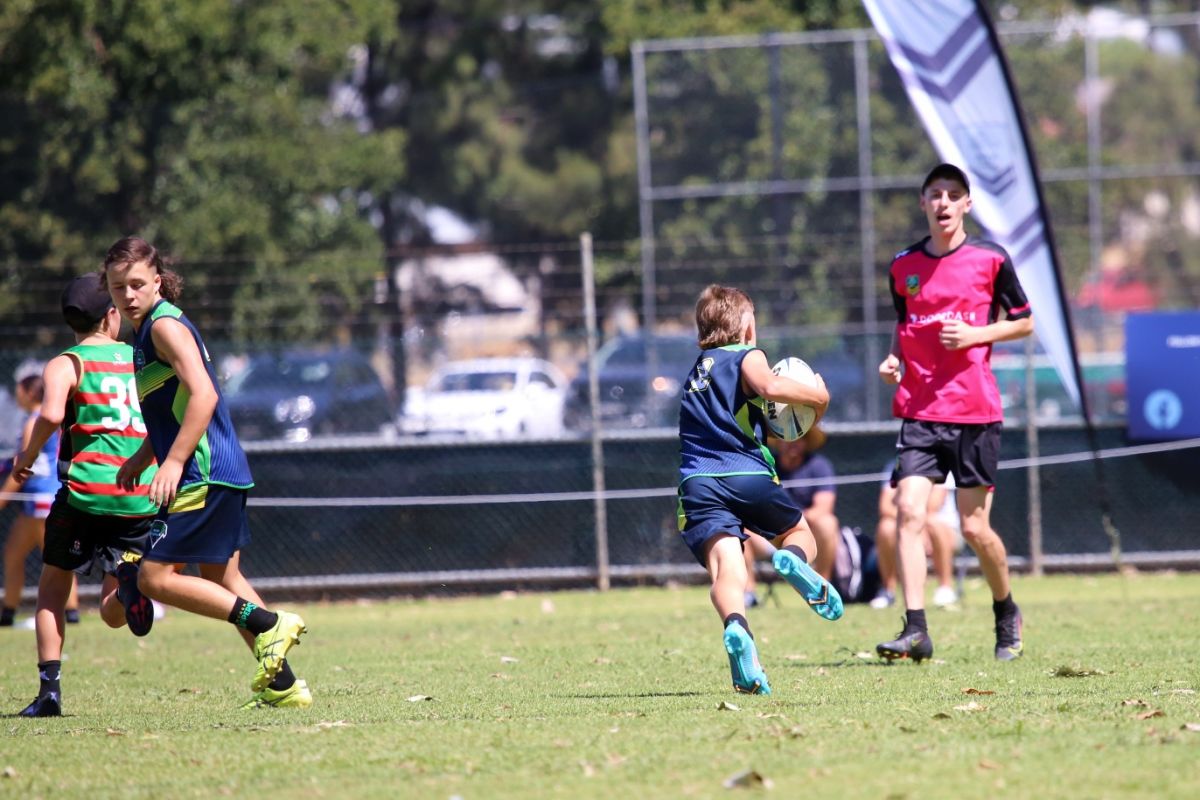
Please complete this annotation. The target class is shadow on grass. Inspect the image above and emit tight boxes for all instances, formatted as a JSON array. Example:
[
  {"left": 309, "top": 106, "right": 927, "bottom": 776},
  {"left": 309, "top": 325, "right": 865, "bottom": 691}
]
[{"left": 565, "top": 691, "right": 705, "bottom": 699}]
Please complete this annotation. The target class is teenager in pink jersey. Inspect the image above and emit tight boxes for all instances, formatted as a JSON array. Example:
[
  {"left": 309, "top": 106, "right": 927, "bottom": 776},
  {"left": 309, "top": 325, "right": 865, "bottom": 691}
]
[{"left": 875, "top": 163, "right": 1032, "bottom": 663}]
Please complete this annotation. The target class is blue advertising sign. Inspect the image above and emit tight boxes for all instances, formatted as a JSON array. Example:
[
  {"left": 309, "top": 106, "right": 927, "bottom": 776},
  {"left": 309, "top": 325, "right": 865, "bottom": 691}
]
[{"left": 1125, "top": 312, "right": 1200, "bottom": 440}]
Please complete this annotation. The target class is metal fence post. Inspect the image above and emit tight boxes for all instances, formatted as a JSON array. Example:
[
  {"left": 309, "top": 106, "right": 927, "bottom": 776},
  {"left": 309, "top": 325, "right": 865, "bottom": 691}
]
[
  {"left": 581, "top": 233, "right": 610, "bottom": 590},
  {"left": 1024, "top": 335, "right": 1044, "bottom": 576}
]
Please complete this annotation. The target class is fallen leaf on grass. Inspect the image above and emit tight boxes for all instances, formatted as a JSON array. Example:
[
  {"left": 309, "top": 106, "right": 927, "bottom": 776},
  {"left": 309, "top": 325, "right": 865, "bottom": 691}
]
[
  {"left": 593, "top": 657, "right": 612, "bottom": 665},
  {"left": 1135, "top": 710, "right": 1165, "bottom": 720},
  {"left": 3, "top": 767, "right": 16, "bottom": 779},
  {"left": 579, "top": 761, "right": 596, "bottom": 778},
  {"left": 177, "top": 687, "right": 203, "bottom": 694},
  {"left": 953, "top": 701, "right": 987, "bottom": 713},
  {"left": 106, "top": 728, "right": 126, "bottom": 736},
  {"left": 784, "top": 653, "right": 808, "bottom": 661},
  {"left": 1120, "top": 699, "right": 1149, "bottom": 707},
  {"left": 853, "top": 651, "right": 875, "bottom": 660},
  {"left": 717, "top": 701, "right": 741, "bottom": 712},
  {"left": 978, "top": 759, "right": 1002, "bottom": 770},
  {"left": 406, "top": 695, "right": 434, "bottom": 702},
  {"left": 722, "top": 769, "right": 774, "bottom": 790},
  {"left": 931, "top": 712, "right": 952, "bottom": 720},
  {"left": 500, "top": 656, "right": 519, "bottom": 664},
  {"left": 962, "top": 688, "right": 995, "bottom": 696},
  {"left": 314, "top": 720, "right": 351, "bottom": 730},
  {"left": 1050, "top": 665, "right": 1106, "bottom": 678},
  {"left": 1181, "top": 723, "right": 1200, "bottom": 733}
]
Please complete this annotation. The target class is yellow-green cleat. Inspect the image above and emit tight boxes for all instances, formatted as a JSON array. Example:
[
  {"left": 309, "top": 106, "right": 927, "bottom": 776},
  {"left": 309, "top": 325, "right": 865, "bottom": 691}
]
[
  {"left": 240, "top": 679, "right": 313, "bottom": 709},
  {"left": 251, "top": 611, "right": 308, "bottom": 692}
]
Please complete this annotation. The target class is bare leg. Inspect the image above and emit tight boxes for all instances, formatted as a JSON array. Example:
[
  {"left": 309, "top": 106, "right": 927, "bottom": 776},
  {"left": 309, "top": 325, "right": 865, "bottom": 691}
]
[
  {"left": 138, "top": 559, "right": 240, "bottom": 620},
  {"left": 4, "top": 515, "right": 42, "bottom": 610},
  {"left": 957, "top": 487, "right": 1010, "bottom": 601},
  {"left": 895, "top": 476, "right": 934, "bottom": 611},
  {"left": 925, "top": 485, "right": 956, "bottom": 590},
  {"left": 98, "top": 573, "right": 125, "bottom": 628},
  {"left": 806, "top": 511, "right": 841, "bottom": 580},
  {"left": 199, "top": 552, "right": 260, "bottom": 651},
  {"left": 703, "top": 535, "right": 749, "bottom": 622},
  {"left": 774, "top": 517, "right": 818, "bottom": 563},
  {"left": 34, "top": 565, "right": 75, "bottom": 663},
  {"left": 875, "top": 487, "right": 898, "bottom": 593}
]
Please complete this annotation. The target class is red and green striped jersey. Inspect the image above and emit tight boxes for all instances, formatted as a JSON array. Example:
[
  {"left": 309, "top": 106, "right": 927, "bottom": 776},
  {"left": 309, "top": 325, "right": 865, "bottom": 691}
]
[{"left": 59, "top": 343, "right": 159, "bottom": 517}]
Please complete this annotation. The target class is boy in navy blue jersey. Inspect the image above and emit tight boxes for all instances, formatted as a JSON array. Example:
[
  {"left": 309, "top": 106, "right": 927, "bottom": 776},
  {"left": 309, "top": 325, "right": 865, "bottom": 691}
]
[{"left": 678, "top": 285, "right": 843, "bottom": 695}]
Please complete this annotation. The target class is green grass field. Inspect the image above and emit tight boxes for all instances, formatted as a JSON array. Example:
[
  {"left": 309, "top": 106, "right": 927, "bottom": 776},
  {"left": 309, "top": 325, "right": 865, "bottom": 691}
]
[{"left": 2, "top": 573, "right": 1198, "bottom": 799}]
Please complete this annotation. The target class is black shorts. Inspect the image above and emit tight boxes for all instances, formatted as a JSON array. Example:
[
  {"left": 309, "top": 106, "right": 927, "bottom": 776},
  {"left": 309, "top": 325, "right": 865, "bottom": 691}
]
[
  {"left": 892, "top": 419, "right": 1002, "bottom": 489},
  {"left": 677, "top": 474, "right": 803, "bottom": 566},
  {"left": 42, "top": 490, "right": 155, "bottom": 577},
  {"left": 146, "top": 484, "right": 252, "bottom": 564}
]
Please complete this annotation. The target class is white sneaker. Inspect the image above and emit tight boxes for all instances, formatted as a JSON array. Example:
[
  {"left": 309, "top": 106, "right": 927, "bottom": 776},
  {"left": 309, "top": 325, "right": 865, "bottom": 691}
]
[
  {"left": 869, "top": 590, "right": 895, "bottom": 609},
  {"left": 933, "top": 585, "right": 959, "bottom": 607}
]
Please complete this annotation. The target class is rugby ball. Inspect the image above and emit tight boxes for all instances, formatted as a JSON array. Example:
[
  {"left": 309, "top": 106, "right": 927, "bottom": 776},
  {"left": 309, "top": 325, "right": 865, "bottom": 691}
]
[{"left": 765, "top": 357, "right": 818, "bottom": 441}]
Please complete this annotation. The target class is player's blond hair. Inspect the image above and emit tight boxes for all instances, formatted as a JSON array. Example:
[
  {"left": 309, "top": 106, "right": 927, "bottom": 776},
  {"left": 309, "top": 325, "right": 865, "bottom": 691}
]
[{"left": 695, "top": 285, "right": 754, "bottom": 350}]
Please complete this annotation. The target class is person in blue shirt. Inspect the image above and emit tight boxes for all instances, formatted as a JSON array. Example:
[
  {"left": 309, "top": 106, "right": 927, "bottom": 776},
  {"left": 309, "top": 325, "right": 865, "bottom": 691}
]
[
  {"left": 103, "top": 236, "right": 310, "bottom": 709},
  {"left": 677, "top": 284, "right": 842, "bottom": 696},
  {"left": 0, "top": 364, "right": 79, "bottom": 627}
]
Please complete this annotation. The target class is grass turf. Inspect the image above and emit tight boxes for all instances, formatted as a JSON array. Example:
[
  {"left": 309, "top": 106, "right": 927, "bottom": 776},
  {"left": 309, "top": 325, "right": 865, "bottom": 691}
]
[{"left": 1, "top": 573, "right": 1198, "bottom": 799}]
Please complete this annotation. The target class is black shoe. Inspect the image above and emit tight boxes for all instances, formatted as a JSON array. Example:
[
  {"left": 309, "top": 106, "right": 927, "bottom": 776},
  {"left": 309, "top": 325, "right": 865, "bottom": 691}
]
[
  {"left": 0, "top": 607, "right": 14, "bottom": 627},
  {"left": 116, "top": 561, "right": 153, "bottom": 637},
  {"left": 877, "top": 618, "right": 934, "bottom": 663},
  {"left": 994, "top": 606, "right": 1024, "bottom": 661},
  {"left": 65, "top": 609, "right": 81, "bottom": 624},
  {"left": 19, "top": 692, "right": 61, "bottom": 718}
]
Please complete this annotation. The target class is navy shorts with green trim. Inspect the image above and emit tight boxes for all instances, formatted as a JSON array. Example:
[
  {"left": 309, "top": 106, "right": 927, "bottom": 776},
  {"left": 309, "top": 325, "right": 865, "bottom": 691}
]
[
  {"left": 146, "top": 484, "right": 252, "bottom": 564},
  {"left": 677, "top": 474, "right": 803, "bottom": 566},
  {"left": 892, "top": 419, "right": 1002, "bottom": 489}
]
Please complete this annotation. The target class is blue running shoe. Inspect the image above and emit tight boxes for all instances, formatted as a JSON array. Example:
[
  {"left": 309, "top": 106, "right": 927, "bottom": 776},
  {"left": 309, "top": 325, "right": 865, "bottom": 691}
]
[
  {"left": 723, "top": 622, "right": 771, "bottom": 695},
  {"left": 772, "top": 549, "right": 843, "bottom": 621}
]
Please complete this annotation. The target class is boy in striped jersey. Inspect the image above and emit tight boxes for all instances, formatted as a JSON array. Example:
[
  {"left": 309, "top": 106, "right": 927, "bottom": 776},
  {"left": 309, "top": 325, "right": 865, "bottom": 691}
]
[{"left": 12, "top": 273, "right": 159, "bottom": 717}]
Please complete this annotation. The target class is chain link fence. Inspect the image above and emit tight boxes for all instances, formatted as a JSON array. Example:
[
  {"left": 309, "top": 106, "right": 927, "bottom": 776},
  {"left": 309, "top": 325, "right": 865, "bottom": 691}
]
[{"left": 4, "top": 12, "right": 1200, "bottom": 604}]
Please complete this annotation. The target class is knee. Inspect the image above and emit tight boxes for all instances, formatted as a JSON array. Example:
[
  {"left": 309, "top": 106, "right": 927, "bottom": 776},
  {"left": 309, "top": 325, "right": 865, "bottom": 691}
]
[
  {"left": 960, "top": 520, "right": 989, "bottom": 547},
  {"left": 895, "top": 502, "right": 926, "bottom": 536}
]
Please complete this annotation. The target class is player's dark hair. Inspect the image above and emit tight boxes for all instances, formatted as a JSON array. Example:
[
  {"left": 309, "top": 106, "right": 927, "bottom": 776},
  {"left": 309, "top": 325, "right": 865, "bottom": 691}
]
[
  {"left": 695, "top": 285, "right": 754, "bottom": 349},
  {"left": 17, "top": 375, "right": 44, "bottom": 404},
  {"left": 102, "top": 236, "right": 184, "bottom": 302},
  {"left": 921, "top": 162, "right": 970, "bottom": 195}
]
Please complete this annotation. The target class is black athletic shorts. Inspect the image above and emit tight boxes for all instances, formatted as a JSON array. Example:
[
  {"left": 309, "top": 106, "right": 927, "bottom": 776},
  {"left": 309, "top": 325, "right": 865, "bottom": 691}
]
[
  {"left": 891, "top": 419, "right": 1002, "bottom": 489},
  {"left": 42, "top": 489, "right": 155, "bottom": 577},
  {"left": 677, "top": 474, "right": 804, "bottom": 566}
]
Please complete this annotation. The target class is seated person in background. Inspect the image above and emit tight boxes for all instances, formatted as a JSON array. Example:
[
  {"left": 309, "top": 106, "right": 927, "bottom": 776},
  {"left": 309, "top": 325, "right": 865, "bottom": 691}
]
[
  {"left": 871, "top": 460, "right": 958, "bottom": 609},
  {"left": 744, "top": 426, "right": 838, "bottom": 607}
]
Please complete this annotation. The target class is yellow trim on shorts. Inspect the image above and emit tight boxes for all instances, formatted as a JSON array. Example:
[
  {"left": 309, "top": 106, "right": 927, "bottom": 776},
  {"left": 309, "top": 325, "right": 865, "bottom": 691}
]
[{"left": 168, "top": 483, "right": 209, "bottom": 514}]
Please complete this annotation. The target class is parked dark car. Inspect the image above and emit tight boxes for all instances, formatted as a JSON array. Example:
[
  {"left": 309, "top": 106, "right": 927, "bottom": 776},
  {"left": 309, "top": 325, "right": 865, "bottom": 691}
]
[
  {"left": 564, "top": 334, "right": 700, "bottom": 430},
  {"left": 224, "top": 350, "right": 395, "bottom": 442}
]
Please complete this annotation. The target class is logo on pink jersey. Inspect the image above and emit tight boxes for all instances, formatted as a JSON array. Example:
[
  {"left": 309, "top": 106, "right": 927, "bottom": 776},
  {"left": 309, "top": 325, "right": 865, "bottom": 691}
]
[{"left": 905, "top": 275, "right": 920, "bottom": 296}]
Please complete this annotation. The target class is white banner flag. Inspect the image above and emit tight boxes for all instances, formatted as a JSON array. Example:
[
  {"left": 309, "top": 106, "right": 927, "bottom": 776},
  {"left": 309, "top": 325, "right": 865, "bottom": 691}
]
[{"left": 863, "top": 0, "right": 1085, "bottom": 412}]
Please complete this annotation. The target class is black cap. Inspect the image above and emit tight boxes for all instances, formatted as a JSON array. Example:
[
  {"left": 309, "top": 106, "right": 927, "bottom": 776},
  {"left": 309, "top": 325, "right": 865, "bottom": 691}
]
[
  {"left": 922, "top": 162, "right": 970, "bottom": 194},
  {"left": 61, "top": 272, "right": 114, "bottom": 332}
]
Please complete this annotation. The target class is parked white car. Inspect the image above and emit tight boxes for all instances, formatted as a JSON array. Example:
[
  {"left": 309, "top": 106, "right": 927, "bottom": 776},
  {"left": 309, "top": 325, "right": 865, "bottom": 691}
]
[{"left": 402, "top": 357, "right": 569, "bottom": 438}]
